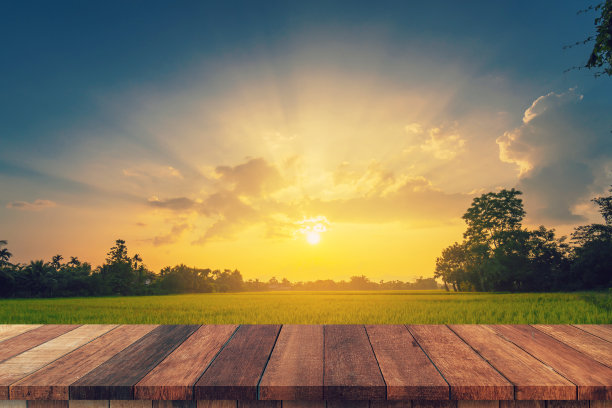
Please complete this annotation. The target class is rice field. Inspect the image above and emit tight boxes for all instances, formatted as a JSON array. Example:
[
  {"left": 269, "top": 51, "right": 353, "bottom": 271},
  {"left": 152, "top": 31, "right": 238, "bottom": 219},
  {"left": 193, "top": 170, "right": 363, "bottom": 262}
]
[{"left": 0, "top": 290, "right": 609, "bottom": 324}]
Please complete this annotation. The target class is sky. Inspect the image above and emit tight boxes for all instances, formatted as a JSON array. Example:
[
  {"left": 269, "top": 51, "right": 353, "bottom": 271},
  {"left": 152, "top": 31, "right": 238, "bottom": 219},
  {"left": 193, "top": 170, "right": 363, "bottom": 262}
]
[{"left": 1, "top": 1, "right": 611, "bottom": 282}]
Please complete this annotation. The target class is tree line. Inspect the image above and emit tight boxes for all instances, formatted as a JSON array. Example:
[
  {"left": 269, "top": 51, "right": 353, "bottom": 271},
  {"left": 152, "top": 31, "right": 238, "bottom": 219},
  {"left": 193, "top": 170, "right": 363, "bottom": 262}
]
[
  {"left": 0, "top": 239, "right": 436, "bottom": 298},
  {"left": 434, "top": 188, "right": 612, "bottom": 292}
]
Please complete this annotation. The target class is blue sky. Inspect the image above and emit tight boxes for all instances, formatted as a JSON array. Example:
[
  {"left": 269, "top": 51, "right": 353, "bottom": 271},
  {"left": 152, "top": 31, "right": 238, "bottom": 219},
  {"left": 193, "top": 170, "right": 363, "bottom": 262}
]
[{"left": 1, "top": 1, "right": 611, "bottom": 278}]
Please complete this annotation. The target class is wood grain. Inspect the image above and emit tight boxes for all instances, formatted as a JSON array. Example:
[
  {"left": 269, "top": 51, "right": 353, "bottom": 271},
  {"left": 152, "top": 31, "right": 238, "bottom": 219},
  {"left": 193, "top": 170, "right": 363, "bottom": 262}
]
[
  {"left": 491, "top": 325, "right": 612, "bottom": 400},
  {"left": 0, "top": 325, "right": 115, "bottom": 399},
  {"left": 449, "top": 325, "right": 575, "bottom": 400},
  {"left": 366, "top": 325, "right": 448, "bottom": 400},
  {"left": 324, "top": 325, "right": 386, "bottom": 400},
  {"left": 194, "top": 325, "right": 281, "bottom": 401},
  {"left": 258, "top": 325, "right": 324, "bottom": 400},
  {"left": 0, "top": 402, "right": 26, "bottom": 408},
  {"left": 135, "top": 325, "right": 237, "bottom": 400},
  {"left": 572, "top": 325, "right": 612, "bottom": 343},
  {"left": 532, "top": 325, "right": 612, "bottom": 367},
  {"left": 499, "top": 402, "right": 544, "bottom": 408},
  {"left": 236, "top": 402, "right": 280, "bottom": 408},
  {"left": 109, "top": 402, "right": 152, "bottom": 408},
  {"left": 546, "top": 402, "right": 588, "bottom": 408},
  {"left": 69, "top": 401, "right": 109, "bottom": 408},
  {"left": 152, "top": 401, "right": 196, "bottom": 408},
  {"left": 0, "top": 325, "right": 79, "bottom": 363},
  {"left": 281, "top": 402, "right": 326, "bottom": 408},
  {"left": 0, "top": 325, "right": 41, "bottom": 343},
  {"left": 457, "top": 402, "right": 498, "bottom": 408},
  {"left": 407, "top": 325, "right": 513, "bottom": 400},
  {"left": 590, "top": 401, "right": 612, "bottom": 408},
  {"left": 28, "top": 402, "right": 69, "bottom": 408},
  {"left": 412, "top": 402, "right": 456, "bottom": 408},
  {"left": 196, "top": 401, "right": 236, "bottom": 408},
  {"left": 370, "top": 401, "right": 412, "bottom": 408},
  {"left": 326, "top": 402, "right": 368, "bottom": 408},
  {"left": 11, "top": 325, "right": 157, "bottom": 400},
  {"left": 70, "top": 325, "right": 200, "bottom": 400}
]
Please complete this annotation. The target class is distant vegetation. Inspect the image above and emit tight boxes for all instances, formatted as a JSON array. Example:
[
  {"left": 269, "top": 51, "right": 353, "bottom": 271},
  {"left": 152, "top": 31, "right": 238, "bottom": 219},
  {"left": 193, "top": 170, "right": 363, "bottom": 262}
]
[
  {"left": 435, "top": 188, "right": 612, "bottom": 292},
  {"left": 0, "top": 188, "right": 610, "bottom": 299},
  {"left": 0, "top": 239, "right": 436, "bottom": 298}
]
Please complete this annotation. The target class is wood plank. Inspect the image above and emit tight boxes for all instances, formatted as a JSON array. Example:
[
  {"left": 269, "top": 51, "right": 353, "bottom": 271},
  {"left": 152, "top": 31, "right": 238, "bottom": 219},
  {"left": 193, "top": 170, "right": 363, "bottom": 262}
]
[
  {"left": 0, "top": 325, "right": 79, "bottom": 363},
  {"left": 69, "top": 401, "right": 109, "bottom": 408},
  {"left": 196, "top": 402, "right": 236, "bottom": 408},
  {"left": 324, "top": 325, "right": 386, "bottom": 400},
  {"left": 152, "top": 402, "right": 196, "bottom": 408},
  {"left": 457, "top": 402, "right": 498, "bottom": 408},
  {"left": 0, "top": 325, "right": 41, "bottom": 343},
  {"left": 590, "top": 401, "right": 612, "bottom": 408},
  {"left": 407, "top": 325, "right": 513, "bottom": 400},
  {"left": 546, "top": 402, "right": 588, "bottom": 408},
  {"left": 366, "top": 325, "right": 448, "bottom": 400},
  {"left": 135, "top": 325, "right": 238, "bottom": 400},
  {"left": 533, "top": 325, "right": 612, "bottom": 368},
  {"left": 109, "top": 402, "right": 152, "bottom": 408},
  {"left": 412, "top": 402, "right": 456, "bottom": 408},
  {"left": 70, "top": 325, "right": 200, "bottom": 400},
  {"left": 236, "top": 402, "right": 280, "bottom": 408},
  {"left": 491, "top": 325, "right": 612, "bottom": 400},
  {"left": 0, "top": 402, "right": 26, "bottom": 408},
  {"left": 258, "top": 325, "right": 324, "bottom": 400},
  {"left": 0, "top": 325, "right": 116, "bottom": 399},
  {"left": 11, "top": 325, "right": 157, "bottom": 400},
  {"left": 281, "top": 402, "right": 326, "bottom": 408},
  {"left": 194, "top": 325, "right": 281, "bottom": 401},
  {"left": 449, "top": 325, "right": 575, "bottom": 400},
  {"left": 28, "top": 402, "right": 69, "bottom": 408},
  {"left": 499, "top": 402, "right": 544, "bottom": 408},
  {"left": 572, "top": 325, "right": 612, "bottom": 343},
  {"left": 326, "top": 402, "right": 368, "bottom": 408},
  {"left": 370, "top": 401, "right": 412, "bottom": 408}
]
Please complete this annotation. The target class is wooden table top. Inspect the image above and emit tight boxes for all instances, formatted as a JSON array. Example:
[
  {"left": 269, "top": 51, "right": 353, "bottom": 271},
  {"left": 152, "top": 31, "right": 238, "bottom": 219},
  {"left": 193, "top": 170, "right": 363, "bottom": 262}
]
[{"left": 0, "top": 324, "right": 610, "bottom": 401}]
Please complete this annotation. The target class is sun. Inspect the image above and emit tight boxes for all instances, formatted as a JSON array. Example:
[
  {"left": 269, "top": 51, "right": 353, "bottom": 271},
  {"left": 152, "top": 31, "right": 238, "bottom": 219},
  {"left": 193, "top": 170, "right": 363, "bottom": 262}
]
[{"left": 306, "top": 230, "right": 321, "bottom": 245}]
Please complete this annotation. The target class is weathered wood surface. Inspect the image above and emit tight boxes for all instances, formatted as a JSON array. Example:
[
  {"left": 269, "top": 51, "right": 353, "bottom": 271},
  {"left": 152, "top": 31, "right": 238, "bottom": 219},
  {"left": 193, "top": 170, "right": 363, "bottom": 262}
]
[
  {"left": 0, "top": 324, "right": 611, "bottom": 401},
  {"left": 573, "top": 325, "right": 612, "bottom": 343},
  {"left": 71, "top": 325, "right": 200, "bottom": 400},
  {"left": 324, "top": 325, "right": 385, "bottom": 400},
  {"left": 407, "top": 325, "right": 513, "bottom": 400},
  {"left": 11, "top": 325, "right": 157, "bottom": 400},
  {"left": 136, "top": 325, "right": 238, "bottom": 400},
  {"left": 491, "top": 325, "right": 612, "bottom": 400},
  {"left": 258, "top": 325, "right": 324, "bottom": 401},
  {"left": 366, "top": 325, "right": 448, "bottom": 400},
  {"left": 532, "top": 325, "right": 612, "bottom": 368},
  {"left": 195, "top": 325, "right": 281, "bottom": 400},
  {"left": 0, "top": 325, "right": 116, "bottom": 399},
  {"left": 449, "top": 325, "right": 575, "bottom": 400}
]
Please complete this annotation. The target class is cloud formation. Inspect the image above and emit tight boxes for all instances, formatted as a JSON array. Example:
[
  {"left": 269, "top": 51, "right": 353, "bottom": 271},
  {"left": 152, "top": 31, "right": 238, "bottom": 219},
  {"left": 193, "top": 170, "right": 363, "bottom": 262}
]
[
  {"left": 497, "top": 88, "right": 612, "bottom": 223},
  {"left": 405, "top": 122, "right": 466, "bottom": 160},
  {"left": 6, "top": 199, "right": 57, "bottom": 211}
]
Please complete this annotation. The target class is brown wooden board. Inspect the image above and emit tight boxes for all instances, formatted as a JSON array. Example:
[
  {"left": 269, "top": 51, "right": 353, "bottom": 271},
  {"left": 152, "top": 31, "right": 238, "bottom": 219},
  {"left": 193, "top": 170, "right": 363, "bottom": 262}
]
[
  {"left": 407, "top": 325, "right": 513, "bottom": 400},
  {"left": 572, "top": 325, "right": 612, "bottom": 343},
  {"left": 258, "top": 325, "right": 324, "bottom": 401},
  {"left": 323, "top": 325, "right": 386, "bottom": 400},
  {"left": 0, "top": 326, "right": 42, "bottom": 343},
  {"left": 0, "top": 325, "right": 116, "bottom": 399},
  {"left": 0, "top": 325, "right": 79, "bottom": 363},
  {"left": 11, "top": 325, "right": 158, "bottom": 400},
  {"left": 532, "top": 325, "right": 612, "bottom": 368},
  {"left": 70, "top": 325, "right": 200, "bottom": 400},
  {"left": 135, "top": 325, "right": 238, "bottom": 400},
  {"left": 449, "top": 325, "right": 575, "bottom": 400},
  {"left": 196, "top": 401, "right": 236, "bottom": 408},
  {"left": 28, "top": 401, "right": 69, "bottom": 408},
  {"left": 491, "top": 325, "right": 612, "bottom": 400},
  {"left": 366, "top": 325, "right": 448, "bottom": 400},
  {"left": 194, "top": 325, "right": 280, "bottom": 401}
]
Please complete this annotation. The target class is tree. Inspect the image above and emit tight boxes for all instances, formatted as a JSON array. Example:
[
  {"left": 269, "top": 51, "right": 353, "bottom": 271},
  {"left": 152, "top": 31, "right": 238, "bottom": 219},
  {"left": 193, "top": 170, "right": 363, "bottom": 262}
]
[
  {"left": 434, "top": 242, "right": 467, "bottom": 291},
  {"left": 0, "top": 240, "right": 12, "bottom": 266},
  {"left": 586, "top": 1, "right": 612, "bottom": 76},
  {"left": 571, "top": 187, "right": 612, "bottom": 288}
]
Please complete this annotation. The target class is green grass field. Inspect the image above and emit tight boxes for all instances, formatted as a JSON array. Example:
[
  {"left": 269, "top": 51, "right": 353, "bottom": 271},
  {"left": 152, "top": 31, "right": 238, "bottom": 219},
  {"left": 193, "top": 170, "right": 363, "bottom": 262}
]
[{"left": 0, "top": 290, "right": 610, "bottom": 324}]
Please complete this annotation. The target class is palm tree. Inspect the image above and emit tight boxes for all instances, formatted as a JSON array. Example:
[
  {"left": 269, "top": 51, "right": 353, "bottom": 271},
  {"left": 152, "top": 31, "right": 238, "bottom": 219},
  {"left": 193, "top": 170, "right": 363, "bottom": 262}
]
[{"left": 0, "top": 240, "right": 12, "bottom": 265}]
